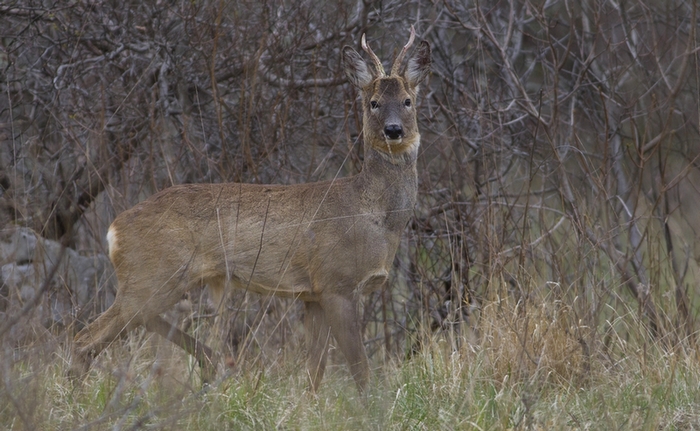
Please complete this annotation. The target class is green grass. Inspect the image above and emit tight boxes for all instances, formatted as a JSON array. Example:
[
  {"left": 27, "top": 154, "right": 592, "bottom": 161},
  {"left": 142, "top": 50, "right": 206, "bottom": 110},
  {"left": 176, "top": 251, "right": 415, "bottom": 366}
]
[{"left": 2, "top": 299, "right": 699, "bottom": 431}]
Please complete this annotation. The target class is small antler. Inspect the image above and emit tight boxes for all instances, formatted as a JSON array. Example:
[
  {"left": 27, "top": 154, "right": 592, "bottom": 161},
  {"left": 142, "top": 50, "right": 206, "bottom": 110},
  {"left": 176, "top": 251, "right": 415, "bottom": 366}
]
[
  {"left": 390, "top": 25, "right": 416, "bottom": 76},
  {"left": 361, "top": 33, "right": 386, "bottom": 77}
]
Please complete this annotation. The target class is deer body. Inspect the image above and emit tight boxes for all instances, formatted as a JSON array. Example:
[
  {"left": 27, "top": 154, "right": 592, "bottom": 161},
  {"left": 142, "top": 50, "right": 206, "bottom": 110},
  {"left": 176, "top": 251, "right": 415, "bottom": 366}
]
[
  {"left": 109, "top": 154, "right": 416, "bottom": 302},
  {"left": 72, "top": 29, "right": 430, "bottom": 393}
]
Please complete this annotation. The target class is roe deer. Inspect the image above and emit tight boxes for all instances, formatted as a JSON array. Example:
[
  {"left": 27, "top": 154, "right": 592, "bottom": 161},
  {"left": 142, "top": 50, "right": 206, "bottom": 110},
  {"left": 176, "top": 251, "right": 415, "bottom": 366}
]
[{"left": 71, "top": 27, "right": 431, "bottom": 393}]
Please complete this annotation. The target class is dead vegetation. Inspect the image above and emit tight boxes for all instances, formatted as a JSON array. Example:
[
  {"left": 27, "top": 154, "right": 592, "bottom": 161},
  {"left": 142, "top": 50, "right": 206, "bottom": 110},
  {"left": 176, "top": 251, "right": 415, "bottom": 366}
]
[{"left": 1, "top": 0, "right": 700, "bottom": 428}]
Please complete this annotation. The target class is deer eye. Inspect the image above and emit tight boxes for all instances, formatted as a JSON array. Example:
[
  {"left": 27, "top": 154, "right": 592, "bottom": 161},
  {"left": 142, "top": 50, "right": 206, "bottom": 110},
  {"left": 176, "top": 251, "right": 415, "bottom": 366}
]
[
  {"left": 370, "top": 100, "right": 380, "bottom": 110},
  {"left": 404, "top": 99, "right": 412, "bottom": 107}
]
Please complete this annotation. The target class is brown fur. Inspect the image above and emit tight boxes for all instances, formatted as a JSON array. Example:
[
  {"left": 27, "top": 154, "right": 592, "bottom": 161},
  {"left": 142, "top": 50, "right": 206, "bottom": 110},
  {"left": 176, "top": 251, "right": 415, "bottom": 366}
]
[{"left": 71, "top": 29, "right": 431, "bottom": 393}]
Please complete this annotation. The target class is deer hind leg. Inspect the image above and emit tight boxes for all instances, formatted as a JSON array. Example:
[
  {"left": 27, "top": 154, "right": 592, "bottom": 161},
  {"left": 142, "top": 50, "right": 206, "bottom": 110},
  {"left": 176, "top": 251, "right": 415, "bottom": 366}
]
[
  {"left": 71, "top": 300, "right": 133, "bottom": 379},
  {"left": 71, "top": 274, "right": 193, "bottom": 380},
  {"left": 144, "top": 316, "right": 217, "bottom": 384},
  {"left": 321, "top": 294, "right": 369, "bottom": 393},
  {"left": 304, "top": 301, "right": 331, "bottom": 392}
]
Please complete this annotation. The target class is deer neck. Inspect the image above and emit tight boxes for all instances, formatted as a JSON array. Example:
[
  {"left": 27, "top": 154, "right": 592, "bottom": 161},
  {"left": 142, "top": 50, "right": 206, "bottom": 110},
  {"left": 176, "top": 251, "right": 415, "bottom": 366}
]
[
  {"left": 357, "top": 142, "right": 419, "bottom": 216},
  {"left": 365, "top": 140, "right": 418, "bottom": 168}
]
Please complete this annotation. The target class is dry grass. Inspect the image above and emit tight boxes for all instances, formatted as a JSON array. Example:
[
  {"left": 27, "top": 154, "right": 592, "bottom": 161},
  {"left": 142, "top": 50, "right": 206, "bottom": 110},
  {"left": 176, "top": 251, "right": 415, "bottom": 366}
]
[{"left": 1, "top": 281, "right": 698, "bottom": 430}]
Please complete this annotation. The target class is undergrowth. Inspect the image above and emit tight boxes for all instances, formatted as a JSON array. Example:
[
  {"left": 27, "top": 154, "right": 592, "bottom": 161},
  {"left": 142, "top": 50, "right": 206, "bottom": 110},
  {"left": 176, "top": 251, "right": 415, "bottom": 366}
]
[{"left": 1, "top": 292, "right": 698, "bottom": 431}]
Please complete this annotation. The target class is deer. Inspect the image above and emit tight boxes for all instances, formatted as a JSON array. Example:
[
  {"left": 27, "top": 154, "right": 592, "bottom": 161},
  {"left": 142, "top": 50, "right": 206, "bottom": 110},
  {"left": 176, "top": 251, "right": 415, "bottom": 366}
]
[{"left": 71, "top": 27, "right": 431, "bottom": 394}]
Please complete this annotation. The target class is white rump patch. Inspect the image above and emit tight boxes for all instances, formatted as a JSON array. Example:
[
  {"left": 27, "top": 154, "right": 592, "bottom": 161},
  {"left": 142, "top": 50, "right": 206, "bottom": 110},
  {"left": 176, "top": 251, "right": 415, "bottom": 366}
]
[{"left": 106, "top": 225, "right": 118, "bottom": 261}]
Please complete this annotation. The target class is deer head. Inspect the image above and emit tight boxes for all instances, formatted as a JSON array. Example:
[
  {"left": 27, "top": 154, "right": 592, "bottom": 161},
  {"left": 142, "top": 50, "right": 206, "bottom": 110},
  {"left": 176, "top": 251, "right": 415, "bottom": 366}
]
[{"left": 342, "top": 26, "right": 431, "bottom": 156}]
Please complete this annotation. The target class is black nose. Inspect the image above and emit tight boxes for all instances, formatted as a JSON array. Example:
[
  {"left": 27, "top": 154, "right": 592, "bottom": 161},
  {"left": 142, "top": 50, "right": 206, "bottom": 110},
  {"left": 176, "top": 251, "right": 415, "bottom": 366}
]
[{"left": 384, "top": 124, "right": 403, "bottom": 140}]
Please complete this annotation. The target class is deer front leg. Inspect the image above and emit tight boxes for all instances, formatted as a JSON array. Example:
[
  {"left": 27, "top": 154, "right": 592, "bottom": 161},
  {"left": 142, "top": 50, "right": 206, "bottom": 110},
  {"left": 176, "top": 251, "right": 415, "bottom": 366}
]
[
  {"left": 304, "top": 301, "right": 331, "bottom": 392},
  {"left": 321, "top": 294, "right": 369, "bottom": 393}
]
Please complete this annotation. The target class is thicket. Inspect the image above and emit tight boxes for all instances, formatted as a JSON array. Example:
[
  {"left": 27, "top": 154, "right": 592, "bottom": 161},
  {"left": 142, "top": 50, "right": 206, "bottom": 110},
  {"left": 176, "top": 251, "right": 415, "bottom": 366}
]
[{"left": 1, "top": 0, "right": 699, "bottom": 428}]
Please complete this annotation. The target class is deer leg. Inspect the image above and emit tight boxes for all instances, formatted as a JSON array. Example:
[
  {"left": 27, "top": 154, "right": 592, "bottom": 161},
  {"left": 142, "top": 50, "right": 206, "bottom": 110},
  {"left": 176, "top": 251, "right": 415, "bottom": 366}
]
[
  {"left": 71, "top": 302, "right": 131, "bottom": 379},
  {"left": 321, "top": 294, "right": 369, "bottom": 393},
  {"left": 304, "top": 301, "right": 331, "bottom": 392},
  {"left": 206, "top": 276, "right": 228, "bottom": 355},
  {"left": 144, "top": 315, "right": 217, "bottom": 384}
]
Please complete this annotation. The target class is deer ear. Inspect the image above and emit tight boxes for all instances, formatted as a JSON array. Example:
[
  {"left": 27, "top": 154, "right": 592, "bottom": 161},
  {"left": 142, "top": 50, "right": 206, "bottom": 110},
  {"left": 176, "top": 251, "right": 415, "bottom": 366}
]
[
  {"left": 343, "top": 46, "right": 374, "bottom": 89},
  {"left": 404, "top": 41, "right": 431, "bottom": 88}
]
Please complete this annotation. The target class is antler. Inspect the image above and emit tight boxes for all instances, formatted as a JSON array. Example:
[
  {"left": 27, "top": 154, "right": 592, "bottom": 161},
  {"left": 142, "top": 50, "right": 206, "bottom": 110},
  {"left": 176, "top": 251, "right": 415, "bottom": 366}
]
[
  {"left": 390, "top": 25, "right": 416, "bottom": 76},
  {"left": 361, "top": 33, "right": 385, "bottom": 77}
]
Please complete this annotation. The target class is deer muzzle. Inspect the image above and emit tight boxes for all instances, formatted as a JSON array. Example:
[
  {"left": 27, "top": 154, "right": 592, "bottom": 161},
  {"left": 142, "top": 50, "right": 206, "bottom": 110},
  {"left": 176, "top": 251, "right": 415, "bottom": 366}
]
[{"left": 384, "top": 124, "right": 404, "bottom": 141}]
